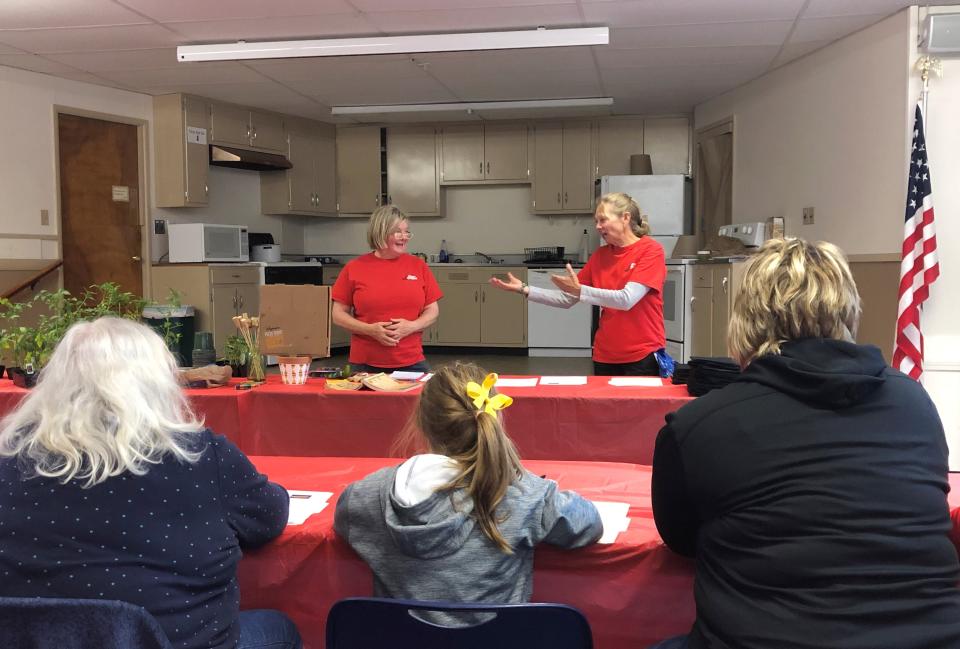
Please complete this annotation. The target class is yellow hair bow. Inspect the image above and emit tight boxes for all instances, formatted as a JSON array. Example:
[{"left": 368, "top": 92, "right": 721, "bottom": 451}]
[{"left": 466, "top": 373, "right": 513, "bottom": 416}]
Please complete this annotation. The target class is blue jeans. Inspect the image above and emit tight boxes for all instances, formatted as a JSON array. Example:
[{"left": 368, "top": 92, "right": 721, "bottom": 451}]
[
  {"left": 647, "top": 635, "right": 689, "bottom": 649},
  {"left": 237, "top": 609, "right": 302, "bottom": 649},
  {"left": 351, "top": 359, "right": 430, "bottom": 373}
]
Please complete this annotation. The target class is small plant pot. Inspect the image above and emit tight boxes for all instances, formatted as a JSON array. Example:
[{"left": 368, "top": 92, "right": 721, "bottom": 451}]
[
  {"left": 9, "top": 367, "right": 38, "bottom": 389},
  {"left": 230, "top": 361, "right": 248, "bottom": 378},
  {"left": 278, "top": 356, "right": 311, "bottom": 385}
]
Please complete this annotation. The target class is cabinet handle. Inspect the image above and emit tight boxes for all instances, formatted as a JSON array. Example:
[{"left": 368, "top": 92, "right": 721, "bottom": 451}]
[
  {"left": 204, "top": 184, "right": 209, "bottom": 195},
  {"left": 557, "top": 192, "right": 561, "bottom": 204},
  {"left": 388, "top": 194, "right": 392, "bottom": 204},
  {"left": 237, "top": 291, "right": 244, "bottom": 310},
  {"left": 252, "top": 126, "right": 257, "bottom": 140},
  {"left": 486, "top": 161, "right": 490, "bottom": 174},
  {"left": 564, "top": 192, "right": 568, "bottom": 204},
  {"left": 375, "top": 194, "right": 380, "bottom": 206},
  {"left": 482, "top": 288, "right": 485, "bottom": 303},
  {"left": 232, "top": 293, "right": 238, "bottom": 310},
  {"left": 690, "top": 296, "right": 696, "bottom": 313},
  {"left": 246, "top": 126, "right": 251, "bottom": 139},
  {"left": 479, "top": 161, "right": 483, "bottom": 174},
  {"left": 721, "top": 276, "right": 729, "bottom": 294},
  {"left": 474, "top": 290, "right": 479, "bottom": 302}
]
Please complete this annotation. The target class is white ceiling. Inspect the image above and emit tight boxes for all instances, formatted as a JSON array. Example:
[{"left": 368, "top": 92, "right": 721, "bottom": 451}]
[{"left": 0, "top": 0, "right": 940, "bottom": 123}]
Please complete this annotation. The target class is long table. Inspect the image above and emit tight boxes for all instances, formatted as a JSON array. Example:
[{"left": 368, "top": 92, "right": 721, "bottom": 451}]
[
  {"left": 238, "top": 456, "right": 697, "bottom": 649},
  {"left": 0, "top": 376, "right": 693, "bottom": 465}
]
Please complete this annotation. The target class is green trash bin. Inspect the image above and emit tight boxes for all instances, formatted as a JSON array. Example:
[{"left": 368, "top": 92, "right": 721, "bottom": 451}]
[{"left": 143, "top": 305, "right": 195, "bottom": 367}]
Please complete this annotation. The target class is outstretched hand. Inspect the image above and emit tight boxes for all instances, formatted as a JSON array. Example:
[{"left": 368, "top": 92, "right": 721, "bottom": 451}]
[
  {"left": 550, "top": 263, "right": 581, "bottom": 297},
  {"left": 489, "top": 272, "right": 525, "bottom": 294}
]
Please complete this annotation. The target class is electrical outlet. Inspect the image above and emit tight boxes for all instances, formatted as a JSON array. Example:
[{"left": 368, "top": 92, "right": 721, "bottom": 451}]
[
  {"left": 802, "top": 207, "right": 815, "bottom": 225},
  {"left": 40, "top": 209, "right": 49, "bottom": 226},
  {"left": 154, "top": 219, "right": 166, "bottom": 235}
]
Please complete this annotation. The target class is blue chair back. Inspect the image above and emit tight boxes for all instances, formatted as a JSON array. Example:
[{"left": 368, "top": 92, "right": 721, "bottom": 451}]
[
  {"left": 326, "top": 597, "right": 593, "bottom": 649},
  {"left": 0, "top": 596, "right": 172, "bottom": 649}
]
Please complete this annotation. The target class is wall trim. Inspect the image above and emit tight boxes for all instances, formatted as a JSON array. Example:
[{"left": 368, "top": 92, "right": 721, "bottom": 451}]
[{"left": 0, "top": 234, "right": 58, "bottom": 240}]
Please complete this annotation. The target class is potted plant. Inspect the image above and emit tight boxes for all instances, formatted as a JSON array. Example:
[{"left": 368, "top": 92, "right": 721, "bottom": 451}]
[{"left": 223, "top": 334, "right": 249, "bottom": 377}]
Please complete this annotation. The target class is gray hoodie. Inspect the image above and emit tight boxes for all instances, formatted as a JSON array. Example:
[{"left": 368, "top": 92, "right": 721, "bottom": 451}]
[{"left": 333, "top": 462, "right": 602, "bottom": 621}]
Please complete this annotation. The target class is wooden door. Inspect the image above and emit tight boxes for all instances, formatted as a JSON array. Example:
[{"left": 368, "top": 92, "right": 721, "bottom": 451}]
[
  {"left": 336, "top": 126, "right": 381, "bottom": 214},
  {"left": 440, "top": 125, "right": 484, "bottom": 182},
  {"left": 58, "top": 113, "right": 143, "bottom": 298},
  {"left": 483, "top": 123, "right": 528, "bottom": 181},
  {"left": 480, "top": 285, "right": 525, "bottom": 344},
  {"left": 209, "top": 103, "right": 251, "bottom": 147},
  {"left": 695, "top": 123, "right": 733, "bottom": 248},
  {"left": 387, "top": 126, "right": 439, "bottom": 216},
  {"left": 561, "top": 122, "right": 593, "bottom": 211},
  {"left": 533, "top": 123, "right": 563, "bottom": 212}
]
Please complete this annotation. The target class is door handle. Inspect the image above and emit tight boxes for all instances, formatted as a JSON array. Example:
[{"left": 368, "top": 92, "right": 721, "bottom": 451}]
[
  {"left": 486, "top": 161, "right": 490, "bottom": 174},
  {"left": 690, "top": 296, "right": 696, "bottom": 312},
  {"left": 721, "top": 276, "right": 729, "bottom": 294},
  {"left": 131, "top": 255, "right": 141, "bottom": 262}
]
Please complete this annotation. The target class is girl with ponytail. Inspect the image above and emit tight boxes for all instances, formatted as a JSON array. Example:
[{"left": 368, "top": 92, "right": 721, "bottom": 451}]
[{"left": 334, "top": 362, "right": 601, "bottom": 619}]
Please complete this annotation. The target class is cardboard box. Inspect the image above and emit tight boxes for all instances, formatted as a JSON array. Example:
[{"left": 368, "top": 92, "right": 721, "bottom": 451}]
[{"left": 259, "top": 284, "right": 331, "bottom": 358}]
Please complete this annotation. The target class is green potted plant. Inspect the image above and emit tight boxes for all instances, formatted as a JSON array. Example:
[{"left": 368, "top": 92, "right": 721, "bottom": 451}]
[{"left": 223, "top": 334, "right": 249, "bottom": 377}]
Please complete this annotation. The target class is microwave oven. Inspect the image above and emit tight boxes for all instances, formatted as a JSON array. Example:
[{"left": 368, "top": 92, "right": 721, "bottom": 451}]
[{"left": 167, "top": 223, "right": 249, "bottom": 263}]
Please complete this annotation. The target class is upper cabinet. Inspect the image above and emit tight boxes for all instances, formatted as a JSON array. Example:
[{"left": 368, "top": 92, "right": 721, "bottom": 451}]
[
  {"left": 532, "top": 121, "right": 593, "bottom": 214},
  {"left": 154, "top": 94, "right": 210, "bottom": 208},
  {"left": 594, "top": 117, "right": 690, "bottom": 178},
  {"left": 261, "top": 117, "right": 337, "bottom": 216},
  {"left": 336, "top": 126, "right": 383, "bottom": 215},
  {"left": 439, "top": 123, "right": 528, "bottom": 184},
  {"left": 386, "top": 126, "right": 440, "bottom": 217},
  {"left": 209, "top": 103, "right": 286, "bottom": 153},
  {"left": 595, "top": 118, "right": 645, "bottom": 178},
  {"left": 642, "top": 117, "right": 690, "bottom": 175}
]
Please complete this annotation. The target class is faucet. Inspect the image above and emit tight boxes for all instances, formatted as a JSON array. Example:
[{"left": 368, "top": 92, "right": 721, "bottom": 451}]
[{"left": 475, "top": 251, "right": 496, "bottom": 264}]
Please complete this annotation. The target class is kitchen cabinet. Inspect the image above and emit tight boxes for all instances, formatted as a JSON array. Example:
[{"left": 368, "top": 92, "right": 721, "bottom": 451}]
[
  {"left": 321, "top": 265, "right": 351, "bottom": 348},
  {"left": 643, "top": 117, "right": 690, "bottom": 175},
  {"left": 532, "top": 122, "right": 593, "bottom": 213},
  {"left": 261, "top": 118, "right": 336, "bottom": 216},
  {"left": 386, "top": 126, "right": 440, "bottom": 217},
  {"left": 154, "top": 94, "right": 210, "bottom": 208},
  {"left": 151, "top": 264, "right": 260, "bottom": 356},
  {"left": 595, "top": 118, "right": 645, "bottom": 179},
  {"left": 209, "top": 103, "right": 286, "bottom": 153},
  {"left": 336, "top": 126, "right": 383, "bottom": 215},
  {"left": 431, "top": 267, "right": 527, "bottom": 347},
  {"left": 439, "top": 123, "right": 528, "bottom": 184},
  {"left": 689, "top": 261, "right": 746, "bottom": 358}
]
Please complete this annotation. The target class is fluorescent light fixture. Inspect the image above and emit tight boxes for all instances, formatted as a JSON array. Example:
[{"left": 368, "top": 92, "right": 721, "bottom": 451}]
[
  {"left": 177, "top": 27, "right": 608, "bottom": 62},
  {"left": 331, "top": 98, "right": 613, "bottom": 115}
]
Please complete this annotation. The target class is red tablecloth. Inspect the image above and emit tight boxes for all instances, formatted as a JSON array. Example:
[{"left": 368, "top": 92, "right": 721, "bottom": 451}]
[{"left": 238, "top": 456, "right": 697, "bottom": 649}]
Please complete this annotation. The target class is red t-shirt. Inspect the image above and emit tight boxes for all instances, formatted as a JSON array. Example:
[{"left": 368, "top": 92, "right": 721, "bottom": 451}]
[
  {"left": 578, "top": 237, "right": 666, "bottom": 364},
  {"left": 331, "top": 253, "right": 442, "bottom": 368}
]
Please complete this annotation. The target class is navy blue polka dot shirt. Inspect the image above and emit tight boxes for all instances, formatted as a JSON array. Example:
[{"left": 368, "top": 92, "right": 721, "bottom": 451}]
[{"left": 0, "top": 430, "right": 289, "bottom": 649}]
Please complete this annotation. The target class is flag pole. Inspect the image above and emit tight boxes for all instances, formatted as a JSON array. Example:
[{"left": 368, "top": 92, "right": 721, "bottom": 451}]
[{"left": 915, "top": 55, "right": 942, "bottom": 118}]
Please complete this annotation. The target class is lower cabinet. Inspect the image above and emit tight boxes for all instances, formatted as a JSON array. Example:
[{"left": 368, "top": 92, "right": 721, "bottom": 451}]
[
  {"left": 689, "top": 262, "right": 746, "bottom": 358},
  {"left": 429, "top": 267, "right": 527, "bottom": 347},
  {"left": 321, "top": 266, "right": 351, "bottom": 348}
]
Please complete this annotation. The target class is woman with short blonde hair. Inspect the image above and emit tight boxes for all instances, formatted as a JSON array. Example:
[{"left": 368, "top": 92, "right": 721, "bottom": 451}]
[{"left": 649, "top": 237, "right": 960, "bottom": 649}]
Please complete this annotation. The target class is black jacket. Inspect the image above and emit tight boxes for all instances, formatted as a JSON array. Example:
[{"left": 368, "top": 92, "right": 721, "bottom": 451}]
[{"left": 652, "top": 338, "right": 960, "bottom": 649}]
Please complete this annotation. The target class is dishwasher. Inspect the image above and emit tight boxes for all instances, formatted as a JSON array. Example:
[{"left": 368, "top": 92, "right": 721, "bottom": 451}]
[{"left": 526, "top": 267, "right": 593, "bottom": 357}]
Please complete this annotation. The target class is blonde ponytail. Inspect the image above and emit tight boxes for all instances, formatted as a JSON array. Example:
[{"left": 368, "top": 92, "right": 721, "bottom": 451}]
[{"left": 597, "top": 191, "right": 650, "bottom": 237}]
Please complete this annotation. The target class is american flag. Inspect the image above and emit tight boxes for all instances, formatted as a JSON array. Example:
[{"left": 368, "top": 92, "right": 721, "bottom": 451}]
[{"left": 893, "top": 104, "right": 939, "bottom": 380}]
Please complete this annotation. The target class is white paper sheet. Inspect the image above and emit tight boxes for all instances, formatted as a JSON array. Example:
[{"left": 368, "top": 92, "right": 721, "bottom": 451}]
[
  {"left": 419, "top": 373, "right": 434, "bottom": 382},
  {"left": 391, "top": 371, "right": 424, "bottom": 380},
  {"left": 495, "top": 377, "right": 539, "bottom": 387},
  {"left": 607, "top": 376, "right": 664, "bottom": 387},
  {"left": 539, "top": 376, "right": 588, "bottom": 386},
  {"left": 287, "top": 490, "right": 334, "bottom": 526},
  {"left": 591, "top": 500, "right": 631, "bottom": 544}
]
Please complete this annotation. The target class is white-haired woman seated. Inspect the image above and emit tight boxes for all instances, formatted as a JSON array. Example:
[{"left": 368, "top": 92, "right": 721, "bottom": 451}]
[
  {"left": 0, "top": 317, "right": 301, "bottom": 649},
  {"left": 649, "top": 238, "right": 960, "bottom": 649}
]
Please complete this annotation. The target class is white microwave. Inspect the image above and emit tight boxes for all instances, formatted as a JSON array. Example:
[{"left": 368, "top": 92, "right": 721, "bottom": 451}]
[{"left": 168, "top": 223, "right": 249, "bottom": 263}]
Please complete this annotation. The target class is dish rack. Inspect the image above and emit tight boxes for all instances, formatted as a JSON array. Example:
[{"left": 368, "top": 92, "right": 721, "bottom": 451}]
[{"left": 523, "top": 246, "right": 565, "bottom": 263}]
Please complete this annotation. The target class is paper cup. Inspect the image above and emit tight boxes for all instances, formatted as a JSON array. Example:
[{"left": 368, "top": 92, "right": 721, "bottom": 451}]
[{"left": 278, "top": 356, "right": 311, "bottom": 385}]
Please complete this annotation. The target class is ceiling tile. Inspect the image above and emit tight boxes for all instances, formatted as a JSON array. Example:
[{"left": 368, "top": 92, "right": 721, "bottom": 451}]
[
  {"left": 249, "top": 55, "right": 427, "bottom": 83},
  {"left": 769, "top": 39, "right": 830, "bottom": 68},
  {"left": 791, "top": 14, "right": 884, "bottom": 42},
  {"left": 351, "top": 0, "right": 575, "bottom": 10},
  {"left": 0, "top": 53, "right": 88, "bottom": 76},
  {"left": 602, "top": 63, "right": 764, "bottom": 98},
  {"left": 437, "top": 67, "right": 603, "bottom": 101},
  {"left": 582, "top": 0, "right": 805, "bottom": 27},
  {"left": 0, "top": 24, "right": 181, "bottom": 53},
  {"left": 115, "top": 0, "right": 357, "bottom": 23},
  {"left": 44, "top": 48, "right": 180, "bottom": 71},
  {"left": 0, "top": 0, "right": 149, "bottom": 29},
  {"left": 595, "top": 44, "right": 780, "bottom": 69},
  {"left": 803, "top": 0, "right": 910, "bottom": 19},
  {"left": 363, "top": 5, "right": 583, "bottom": 33},
  {"left": 414, "top": 45, "right": 596, "bottom": 71},
  {"left": 299, "top": 77, "right": 460, "bottom": 105},
  {"left": 609, "top": 21, "right": 794, "bottom": 49},
  {"left": 181, "top": 80, "right": 313, "bottom": 107},
  {"left": 166, "top": 14, "right": 377, "bottom": 41},
  {"left": 94, "top": 62, "right": 266, "bottom": 87}
]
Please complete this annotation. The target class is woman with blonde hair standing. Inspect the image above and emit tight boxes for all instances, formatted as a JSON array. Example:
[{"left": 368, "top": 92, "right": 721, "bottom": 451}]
[
  {"left": 0, "top": 317, "right": 300, "bottom": 649},
  {"left": 332, "top": 205, "right": 442, "bottom": 373},
  {"left": 334, "top": 362, "right": 602, "bottom": 619},
  {"left": 490, "top": 192, "right": 666, "bottom": 375},
  {"left": 649, "top": 238, "right": 960, "bottom": 649}
]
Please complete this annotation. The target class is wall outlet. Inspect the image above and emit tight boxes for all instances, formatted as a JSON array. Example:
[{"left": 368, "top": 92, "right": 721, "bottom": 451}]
[
  {"left": 802, "top": 207, "right": 815, "bottom": 225},
  {"left": 154, "top": 219, "right": 166, "bottom": 234}
]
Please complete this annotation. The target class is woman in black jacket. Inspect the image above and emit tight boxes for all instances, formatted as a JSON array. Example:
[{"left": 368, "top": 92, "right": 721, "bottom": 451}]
[{"left": 649, "top": 238, "right": 960, "bottom": 649}]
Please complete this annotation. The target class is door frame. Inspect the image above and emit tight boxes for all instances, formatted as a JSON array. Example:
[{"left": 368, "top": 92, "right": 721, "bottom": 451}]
[
  {"left": 693, "top": 116, "right": 735, "bottom": 248},
  {"left": 53, "top": 106, "right": 151, "bottom": 296}
]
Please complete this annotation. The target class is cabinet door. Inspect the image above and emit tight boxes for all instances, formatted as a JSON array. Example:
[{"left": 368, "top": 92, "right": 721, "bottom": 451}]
[
  {"left": 561, "top": 122, "right": 593, "bottom": 211},
  {"left": 286, "top": 122, "right": 317, "bottom": 213},
  {"left": 480, "top": 285, "right": 526, "bottom": 345},
  {"left": 336, "top": 126, "right": 382, "bottom": 214},
  {"left": 315, "top": 124, "right": 337, "bottom": 214},
  {"left": 211, "top": 284, "right": 239, "bottom": 357},
  {"left": 250, "top": 111, "right": 285, "bottom": 152},
  {"left": 644, "top": 117, "right": 690, "bottom": 175},
  {"left": 184, "top": 96, "right": 210, "bottom": 206},
  {"left": 386, "top": 126, "right": 439, "bottom": 216},
  {"left": 440, "top": 125, "right": 484, "bottom": 182},
  {"left": 209, "top": 103, "right": 251, "bottom": 148},
  {"left": 483, "top": 123, "right": 528, "bottom": 181},
  {"left": 434, "top": 283, "right": 481, "bottom": 344},
  {"left": 690, "top": 285, "right": 713, "bottom": 357},
  {"left": 533, "top": 123, "right": 563, "bottom": 212},
  {"left": 596, "top": 118, "right": 644, "bottom": 178},
  {"left": 710, "top": 266, "right": 732, "bottom": 358}
]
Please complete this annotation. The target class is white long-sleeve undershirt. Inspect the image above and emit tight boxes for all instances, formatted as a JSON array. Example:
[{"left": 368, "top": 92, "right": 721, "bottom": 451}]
[{"left": 527, "top": 282, "right": 650, "bottom": 311}]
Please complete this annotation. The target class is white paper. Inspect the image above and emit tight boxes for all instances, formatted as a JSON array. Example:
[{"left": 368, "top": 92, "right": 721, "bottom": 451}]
[
  {"left": 186, "top": 125, "right": 207, "bottom": 145},
  {"left": 539, "top": 376, "right": 587, "bottom": 386},
  {"left": 391, "top": 371, "right": 424, "bottom": 380},
  {"left": 419, "top": 373, "right": 434, "bottom": 382},
  {"left": 608, "top": 376, "right": 664, "bottom": 387},
  {"left": 495, "top": 377, "right": 539, "bottom": 387},
  {"left": 287, "top": 490, "right": 333, "bottom": 526},
  {"left": 592, "top": 500, "right": 631, "bottom": 544}
]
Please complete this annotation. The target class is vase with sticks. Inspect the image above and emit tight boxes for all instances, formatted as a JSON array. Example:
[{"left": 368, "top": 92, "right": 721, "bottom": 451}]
[{"left": 232, "top": 313, "right": 264, "bottom": 382}]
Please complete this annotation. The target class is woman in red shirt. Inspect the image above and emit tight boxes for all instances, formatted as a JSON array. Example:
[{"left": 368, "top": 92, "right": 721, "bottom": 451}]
[
  {"left": 490, "top": 192, "right": 666, "bottom": 376},
  {"left": 332, "top": 205, "right": 442, "bottom": 373}
]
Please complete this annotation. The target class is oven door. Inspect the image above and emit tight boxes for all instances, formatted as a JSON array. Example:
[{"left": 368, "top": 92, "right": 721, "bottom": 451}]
[{"left": 663, "top": 266, "right": 685, "bottom": 342}]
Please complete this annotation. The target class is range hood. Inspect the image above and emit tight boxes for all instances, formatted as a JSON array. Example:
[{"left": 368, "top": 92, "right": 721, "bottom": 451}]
[{"left": 209, "top": 145, "right": 292, "bottom": 171}]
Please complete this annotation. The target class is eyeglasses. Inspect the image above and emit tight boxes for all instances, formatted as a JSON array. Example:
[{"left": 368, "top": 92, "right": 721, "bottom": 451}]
[{"left": 390, "top": 229, "right": 413, "bottom": 239}]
